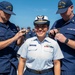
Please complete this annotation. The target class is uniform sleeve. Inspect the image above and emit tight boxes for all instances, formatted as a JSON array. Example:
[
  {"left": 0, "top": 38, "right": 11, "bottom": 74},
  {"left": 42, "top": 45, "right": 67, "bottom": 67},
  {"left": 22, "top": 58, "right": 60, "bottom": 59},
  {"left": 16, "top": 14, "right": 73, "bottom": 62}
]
[
  {"left": 0, "top": 28, "right": 6, "bottom": 41},
  {"left": 17, "top": 40, "right": 28, "bottom": 58},
  {"left": 53, "top": 42, "right": 64, "bottom": 60}
]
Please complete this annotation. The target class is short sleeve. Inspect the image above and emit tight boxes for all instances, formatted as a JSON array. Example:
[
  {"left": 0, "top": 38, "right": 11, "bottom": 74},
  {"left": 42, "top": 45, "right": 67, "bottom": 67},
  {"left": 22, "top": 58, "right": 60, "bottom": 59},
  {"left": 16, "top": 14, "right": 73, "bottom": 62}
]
[
  {"left": 17, "top": 40, "right": 28, "bottom": 58},
  {"left": 53, "top": 42, "right": 64, "bottom": 60}
]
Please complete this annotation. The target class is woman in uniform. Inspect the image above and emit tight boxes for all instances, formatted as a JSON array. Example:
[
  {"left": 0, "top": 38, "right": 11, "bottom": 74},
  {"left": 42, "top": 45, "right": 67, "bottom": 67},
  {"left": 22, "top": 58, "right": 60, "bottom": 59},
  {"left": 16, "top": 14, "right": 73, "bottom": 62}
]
[{"left": 18, "top": 15, "right": 64, "bottom": 75}]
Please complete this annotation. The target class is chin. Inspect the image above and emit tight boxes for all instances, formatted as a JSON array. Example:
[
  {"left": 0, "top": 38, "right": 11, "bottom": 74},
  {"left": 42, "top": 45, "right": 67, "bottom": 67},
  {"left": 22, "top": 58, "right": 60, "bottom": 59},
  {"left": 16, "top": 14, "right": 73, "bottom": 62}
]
[{"left": 38, "top": 34, "right": 45, "bottom": 37}]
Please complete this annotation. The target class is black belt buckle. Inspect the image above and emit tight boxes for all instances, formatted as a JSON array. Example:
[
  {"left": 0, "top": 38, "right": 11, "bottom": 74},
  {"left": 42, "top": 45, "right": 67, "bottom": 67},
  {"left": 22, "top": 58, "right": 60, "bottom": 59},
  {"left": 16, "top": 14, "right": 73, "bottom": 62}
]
[{"left": 35, "top": 70, "right": 42, "bottom": 74}]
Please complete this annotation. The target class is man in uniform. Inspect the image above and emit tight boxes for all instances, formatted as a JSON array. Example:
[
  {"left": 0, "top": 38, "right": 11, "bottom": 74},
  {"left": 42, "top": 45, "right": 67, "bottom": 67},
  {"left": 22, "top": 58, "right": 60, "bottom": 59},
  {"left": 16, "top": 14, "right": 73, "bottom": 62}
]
[
  {"left": 0, "top": 1, "right": 25, "bottom": 75},
  {"left": 49, "top": 0, "right": 75, "bottom": 75}
]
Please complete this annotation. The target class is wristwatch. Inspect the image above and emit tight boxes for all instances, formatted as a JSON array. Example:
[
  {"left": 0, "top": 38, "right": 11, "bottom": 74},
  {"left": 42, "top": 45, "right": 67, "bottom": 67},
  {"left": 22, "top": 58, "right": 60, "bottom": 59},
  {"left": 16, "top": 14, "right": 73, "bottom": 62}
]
[{"left": 64, "top": 38, "right": 69, "bottom": 44}]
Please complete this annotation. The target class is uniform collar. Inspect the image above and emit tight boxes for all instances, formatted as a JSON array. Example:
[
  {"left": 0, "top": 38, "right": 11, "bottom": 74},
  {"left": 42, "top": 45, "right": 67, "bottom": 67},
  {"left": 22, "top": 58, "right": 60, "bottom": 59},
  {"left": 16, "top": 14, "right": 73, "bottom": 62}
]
[
  {"left": 70, "top": 14, "right": 75, "bottom": 24},
  {"left": 62, "top": 14, "right": 75, "bottom": 25},
  {"left": 0, "top": 21, "right": 10, "bottom": 28},
  {"left": 33, "top": 36, "right": 50, "bottom": 43},
  {"left": 44, "top": 37, "right": 51, "bottom": 43}
]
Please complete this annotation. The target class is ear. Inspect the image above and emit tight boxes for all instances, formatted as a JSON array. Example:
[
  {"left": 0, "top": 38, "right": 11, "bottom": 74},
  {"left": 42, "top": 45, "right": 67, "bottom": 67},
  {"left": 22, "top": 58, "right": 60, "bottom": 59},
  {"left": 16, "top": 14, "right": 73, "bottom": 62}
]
[
  {"left": 70, "top": 5, "right": 74, "bottom": 11},
  {"left": 0, "top": 10, "right": 1, "bottom": 15}
]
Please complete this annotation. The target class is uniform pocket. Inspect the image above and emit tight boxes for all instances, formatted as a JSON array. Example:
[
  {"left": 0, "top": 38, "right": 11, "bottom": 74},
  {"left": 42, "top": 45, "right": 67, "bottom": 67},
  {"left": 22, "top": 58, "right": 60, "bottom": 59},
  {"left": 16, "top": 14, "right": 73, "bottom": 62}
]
[
  {"left": 28, "top": 47, "right": 37, "bottom": 51},
  {"left": 65, "top": 31, "right": 75, "bottom": 39},
  {"left": 65, "top": 30, "right": 75, "bottom": 35},
  {"left": 44, "top": 47, "right": 53, "bottom": 53}
]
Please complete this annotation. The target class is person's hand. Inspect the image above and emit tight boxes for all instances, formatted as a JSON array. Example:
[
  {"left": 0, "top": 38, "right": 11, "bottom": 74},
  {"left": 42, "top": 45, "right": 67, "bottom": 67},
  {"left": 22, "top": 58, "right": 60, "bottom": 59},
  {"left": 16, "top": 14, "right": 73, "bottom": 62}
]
[
  {"left": 14, "top": 29, "right": 26, "bottom": 40},
  {"left": 55, "top": 33, "right": 67, "bottom": 43},
  {"left": 48, "top": 29, "right": 59, "bottom": 38},
  {"left": 50, "top": 29, "right": 59, "bottom": 35}
]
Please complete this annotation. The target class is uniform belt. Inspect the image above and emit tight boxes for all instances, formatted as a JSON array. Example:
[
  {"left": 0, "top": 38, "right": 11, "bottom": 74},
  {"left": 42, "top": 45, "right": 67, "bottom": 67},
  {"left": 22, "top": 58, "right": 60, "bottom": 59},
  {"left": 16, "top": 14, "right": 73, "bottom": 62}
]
[{"left": 26, "top": 67, "right": 53, "bottom": 74}]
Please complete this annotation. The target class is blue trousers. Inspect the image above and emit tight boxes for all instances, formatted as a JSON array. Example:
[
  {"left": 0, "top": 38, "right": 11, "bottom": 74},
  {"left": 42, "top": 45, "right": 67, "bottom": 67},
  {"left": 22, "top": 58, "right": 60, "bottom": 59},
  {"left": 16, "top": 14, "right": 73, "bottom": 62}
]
[
  {"left": 23, "top": 69, "right": 54, "bottom": 75},
  {"left": 61, "top": 70, "right": 75, "bottom": 75},
  {"left": 0, "top": 65, "right": 17, "bottom": 75}
]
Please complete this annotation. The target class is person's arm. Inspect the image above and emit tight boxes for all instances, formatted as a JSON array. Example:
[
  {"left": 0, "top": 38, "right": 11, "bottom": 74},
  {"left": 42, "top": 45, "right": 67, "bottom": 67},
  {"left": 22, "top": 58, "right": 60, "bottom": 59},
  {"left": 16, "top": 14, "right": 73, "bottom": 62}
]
[
  {"left": 0, "top": 37, "right": 17, "bottom": 50},
  {"left": 0, "top": 29, "right": 26, "bottom": 50},
  {"left": 17, "top": 29, "right": 26, "bottom": 46},
  {"left": 18, "top": 57, "right": 26, "bottom": 75},
  {"left": 17, "top": 36, "right": 25, "bottom": 46},
  {"left": 53, "top": 60, "right": 61, "bottom": 75},
  {"left": 55, "top": 33, "right": 75, "bottom": 49},
  {"left": 66, "top": 39, "right": 75, "bottom": 49}
]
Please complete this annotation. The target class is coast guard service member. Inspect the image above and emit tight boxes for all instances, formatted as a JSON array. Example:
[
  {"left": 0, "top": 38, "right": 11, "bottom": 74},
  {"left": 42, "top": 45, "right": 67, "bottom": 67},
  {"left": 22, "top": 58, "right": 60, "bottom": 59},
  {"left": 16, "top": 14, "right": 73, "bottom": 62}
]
[
  {"left": 49, "top": 0, "right": 75, "bottom": 75},
  {"left": 0, "top": 1, "right": 26, "bottom": 75},
  {"left": 18, "top": 15, "right": 64, "bottom": 75}
]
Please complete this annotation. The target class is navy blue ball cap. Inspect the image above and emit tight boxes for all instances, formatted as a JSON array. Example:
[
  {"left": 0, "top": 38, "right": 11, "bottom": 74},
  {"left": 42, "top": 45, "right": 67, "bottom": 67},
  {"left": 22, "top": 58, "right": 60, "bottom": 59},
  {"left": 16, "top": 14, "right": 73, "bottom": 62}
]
[
  {"left": 0, "top": 1, "right": 15, "bottom": 15},
  {"left": 56, "top": 0, "right": 73, "bottom": 14},
  {"left": 34, "top": 15, "right": 50, "bottom": 25}
]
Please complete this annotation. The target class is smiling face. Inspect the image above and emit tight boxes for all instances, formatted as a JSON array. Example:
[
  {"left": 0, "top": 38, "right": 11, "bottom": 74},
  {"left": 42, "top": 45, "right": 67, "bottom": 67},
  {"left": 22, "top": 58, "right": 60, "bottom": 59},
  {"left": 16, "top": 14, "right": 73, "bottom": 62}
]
[{"left": 34, "top": 24, "right": 49, "bottom": 41}]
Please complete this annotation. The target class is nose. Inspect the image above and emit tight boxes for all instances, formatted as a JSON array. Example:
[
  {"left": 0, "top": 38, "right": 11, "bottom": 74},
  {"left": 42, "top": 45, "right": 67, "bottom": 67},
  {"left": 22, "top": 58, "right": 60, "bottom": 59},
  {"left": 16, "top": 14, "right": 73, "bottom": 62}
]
[{"left": 38, "top": 27, "right": 42, "bottom": 30}]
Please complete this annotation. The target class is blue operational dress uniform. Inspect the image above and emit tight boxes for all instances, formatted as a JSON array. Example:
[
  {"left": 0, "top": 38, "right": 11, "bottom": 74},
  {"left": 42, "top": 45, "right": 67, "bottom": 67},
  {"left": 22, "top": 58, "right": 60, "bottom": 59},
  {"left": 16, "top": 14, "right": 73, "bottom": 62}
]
[
  {"left": 0, "top": 21, "right": 18, "bottom": 75},
  {"left": 18, "top": 36, "right": 64, "bottom": 75},
  {"left": 51, "top": 15, "right": 75, "bottom": 75}
]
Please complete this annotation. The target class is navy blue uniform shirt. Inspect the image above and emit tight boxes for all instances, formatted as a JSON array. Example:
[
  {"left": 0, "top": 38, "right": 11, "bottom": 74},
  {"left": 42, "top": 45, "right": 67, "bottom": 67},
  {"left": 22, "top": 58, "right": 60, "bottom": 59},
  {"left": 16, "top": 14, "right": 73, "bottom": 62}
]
[
  {"left": 51, "top": 15, "right": 75, "bottom": 71},
  {"left": 0, "top": 21, "right": 18, "bottom": 73}
]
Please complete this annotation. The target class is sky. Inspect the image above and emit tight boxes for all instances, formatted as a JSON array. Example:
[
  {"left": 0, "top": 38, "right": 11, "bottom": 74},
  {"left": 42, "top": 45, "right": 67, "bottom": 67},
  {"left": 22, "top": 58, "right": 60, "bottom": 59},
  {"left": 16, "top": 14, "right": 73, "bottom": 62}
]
[{"left": 0, "top": 0, "right": 75, "bottom": 29}]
